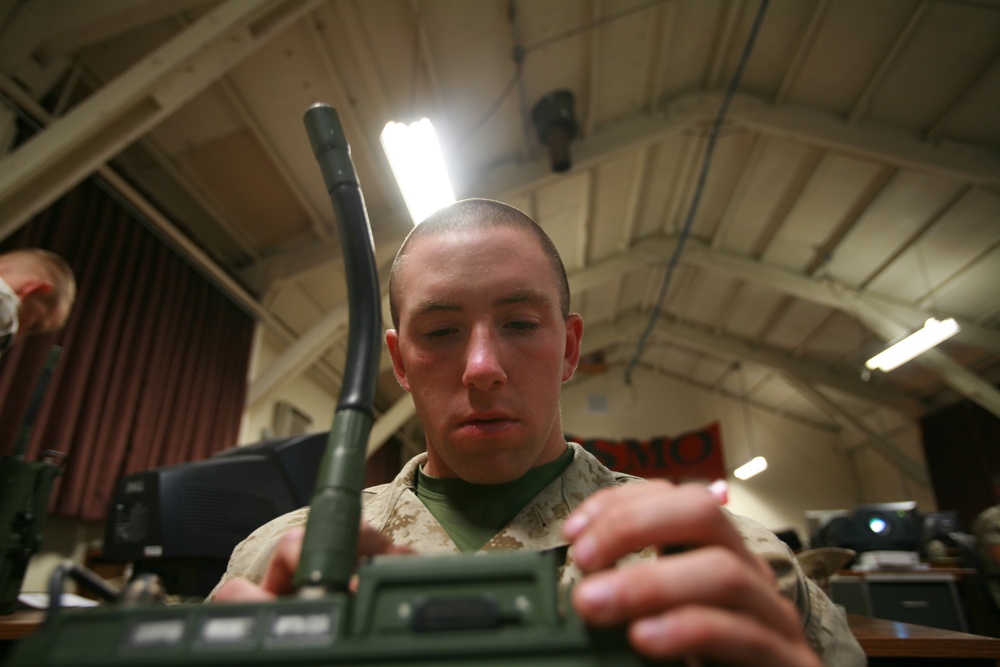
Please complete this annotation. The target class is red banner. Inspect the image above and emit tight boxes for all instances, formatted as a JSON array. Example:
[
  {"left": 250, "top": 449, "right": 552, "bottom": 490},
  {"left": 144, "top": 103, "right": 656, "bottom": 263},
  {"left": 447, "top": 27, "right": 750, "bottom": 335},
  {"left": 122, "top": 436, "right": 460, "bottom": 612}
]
[{"left": 569, "top": 422, "right": 725, "bottom": 484}]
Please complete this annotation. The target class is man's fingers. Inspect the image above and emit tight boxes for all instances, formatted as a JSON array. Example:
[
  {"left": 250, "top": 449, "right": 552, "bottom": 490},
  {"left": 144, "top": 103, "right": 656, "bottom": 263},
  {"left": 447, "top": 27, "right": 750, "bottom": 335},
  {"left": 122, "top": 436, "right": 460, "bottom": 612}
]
[
  {"left": 566, "top": 482, "right": 771, "bottom": 581},
  {"left": 573, "top": 547, "right": 802, "bottom": 641},
  {"left": 563, "top": 482, "right": 818, "bottom": 666},
  {"left": 211, "top": 523, "right": 413, "bottom": 604},
  {"left": 258, "top": 526, "right": 305, "bottom": 596},
  {"left": 628, "top": 606, "right": 821, "bottom": 667},
  {"left": 212, "top": 577, "right": 276, "bottom": 603}
]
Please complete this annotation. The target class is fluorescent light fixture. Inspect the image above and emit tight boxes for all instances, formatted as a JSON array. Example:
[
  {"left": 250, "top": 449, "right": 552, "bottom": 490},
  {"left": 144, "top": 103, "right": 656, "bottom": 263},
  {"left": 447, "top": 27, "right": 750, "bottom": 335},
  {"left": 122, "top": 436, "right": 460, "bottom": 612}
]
[
  {"left": 733, "top": 456, "right": 768, "bottom": 481},
  {"left": 864, "top": 317, "right": 960, "bottom": 372},
  {"left": 380, "top": 118, "right": 456, "bottom": 225}
]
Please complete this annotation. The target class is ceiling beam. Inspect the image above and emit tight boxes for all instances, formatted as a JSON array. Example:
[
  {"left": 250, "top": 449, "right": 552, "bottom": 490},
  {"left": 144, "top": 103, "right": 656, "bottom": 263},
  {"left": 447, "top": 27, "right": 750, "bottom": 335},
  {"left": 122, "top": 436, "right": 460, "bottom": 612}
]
[
  {"left": 576, "top": 236, "right": 1000, "bottom": 357},
  {"left": 675, "top": 238, "right": 1000, "bottom": 354},
  {"left": 245, "top": 284, "right": 399, "bottom": 412},
  {"left": 306, "top": 8, "right": 408, "bottom": 217},
  {"left": 216, "top": 77, "right": 331, "bottom": 239},
  {"left": 477, "top": 87, "right": 1000, "bottom": 213},
  {"left": 675, "top": 240, "right": 1000, "bottom": 418},
  {"left": 472, "top": 97, "right": 707, "bottom": 202},
  {"left": 0, "top": 0, "right": 324, "bottom": 242},
  {"left": 237, "top": 211, "right": 410, "bottom": 293},
  {"left": 847, "top": 1, "right": 928, "bottom": 124},
  {"left": 584, "top": 315, "right": 929, "bottom": 487},
  {"left": 583, "top": 314, "right": 923, "bottom": 417},
  {"left": 368, "top": 393, "right": 415, "bottom": 457},
  {"left": 778, "top": 373, "right": 929, "bottom": 488},
  {"left": 732, "top": 96, "right": 1000, "bottom": 188},
  {"left": 0, "top": 0, "right": 210, "bottom": 96},
  {"left": 0, "top": 0, "right": 212, "bottom": 65},
  {"left": 573, "top": 236, "right": 1000, "bottom": 418}
]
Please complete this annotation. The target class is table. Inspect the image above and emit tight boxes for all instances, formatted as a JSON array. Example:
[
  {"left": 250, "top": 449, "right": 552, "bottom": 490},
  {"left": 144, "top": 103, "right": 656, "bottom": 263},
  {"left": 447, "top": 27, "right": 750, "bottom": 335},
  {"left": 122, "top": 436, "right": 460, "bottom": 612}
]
[
  {"left": 0, "top": 611, "right": 42, "bottom": 641},
  {"left": 832, "top": 570, "right": 971, "bottom": 631},
  {"left": 849, "top": 613, "right": 1000, "bottom": 666},
  {"left": 0, "top": 611, "right": 43, "bottom": 666}
]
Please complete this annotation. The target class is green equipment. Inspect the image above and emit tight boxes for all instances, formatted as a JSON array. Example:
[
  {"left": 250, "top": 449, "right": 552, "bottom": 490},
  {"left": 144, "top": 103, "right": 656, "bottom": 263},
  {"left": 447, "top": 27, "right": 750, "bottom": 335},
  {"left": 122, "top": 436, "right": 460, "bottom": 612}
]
[
  {"left": 7, "top": 106, "right": 674, "bottom": 666},
  {"left": 0, "top": 346, "right": 65, "bottom": 614}
]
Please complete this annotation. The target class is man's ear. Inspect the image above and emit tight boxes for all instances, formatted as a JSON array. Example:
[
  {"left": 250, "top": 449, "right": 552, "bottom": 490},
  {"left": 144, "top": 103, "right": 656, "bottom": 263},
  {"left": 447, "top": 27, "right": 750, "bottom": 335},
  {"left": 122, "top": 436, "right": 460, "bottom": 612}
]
[
  {"left": 385, "top": 329, "right": 412, "bottom": 392},
  {"left": 562, "top": 314, "right": 584, "bottom": 382},
  {"left": 16, "top": 280, "right": 53, "bottom": 301}
]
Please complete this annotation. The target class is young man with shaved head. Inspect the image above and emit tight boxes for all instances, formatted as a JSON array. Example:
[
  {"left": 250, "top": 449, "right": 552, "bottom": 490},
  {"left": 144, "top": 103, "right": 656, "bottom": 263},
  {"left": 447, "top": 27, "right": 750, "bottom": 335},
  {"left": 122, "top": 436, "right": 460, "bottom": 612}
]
[{"left": 213, "top": 199, "right": 864, "bottom": 666}]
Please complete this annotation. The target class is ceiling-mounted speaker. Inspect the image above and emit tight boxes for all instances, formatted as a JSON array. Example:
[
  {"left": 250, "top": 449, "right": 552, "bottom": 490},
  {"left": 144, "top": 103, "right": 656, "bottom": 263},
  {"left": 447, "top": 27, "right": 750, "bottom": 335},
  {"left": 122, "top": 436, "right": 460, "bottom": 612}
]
[{"left": 531, "top": 90, "right": 578, "bottom": 173}]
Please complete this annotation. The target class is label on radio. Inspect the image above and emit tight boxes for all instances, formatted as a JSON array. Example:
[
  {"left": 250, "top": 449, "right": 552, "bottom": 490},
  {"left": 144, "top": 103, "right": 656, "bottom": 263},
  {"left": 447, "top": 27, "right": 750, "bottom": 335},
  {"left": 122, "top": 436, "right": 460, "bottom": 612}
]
[
  {"left": 266, "top": 606, "right": 339, "bottom": 647},
  {"left": 125, "top": 618, "right": 186, "bottom": 649},
  {"left": 197, "top": 614, "right": 259, "bottom": 647}
]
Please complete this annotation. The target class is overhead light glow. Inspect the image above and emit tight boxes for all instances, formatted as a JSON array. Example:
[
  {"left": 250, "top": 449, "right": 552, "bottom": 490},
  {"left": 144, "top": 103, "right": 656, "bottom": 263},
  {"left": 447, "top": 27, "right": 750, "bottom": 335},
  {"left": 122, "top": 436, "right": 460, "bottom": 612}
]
[
  {"left": 864, "top": 317, "right": 960, "bottom": 372},
  {"left": 733, "top": 456, "right": 768, "bottom": 481},
  {"left": 380, "top": 118, "right": 456, "bottom": 225}
]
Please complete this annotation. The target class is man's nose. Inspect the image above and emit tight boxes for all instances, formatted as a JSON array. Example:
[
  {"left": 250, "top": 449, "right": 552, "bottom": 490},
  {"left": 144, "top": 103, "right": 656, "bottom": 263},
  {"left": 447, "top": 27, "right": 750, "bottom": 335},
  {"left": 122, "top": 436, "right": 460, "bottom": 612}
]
[{"left": 462, "top": 326, "right": 507, "bottom": 391}]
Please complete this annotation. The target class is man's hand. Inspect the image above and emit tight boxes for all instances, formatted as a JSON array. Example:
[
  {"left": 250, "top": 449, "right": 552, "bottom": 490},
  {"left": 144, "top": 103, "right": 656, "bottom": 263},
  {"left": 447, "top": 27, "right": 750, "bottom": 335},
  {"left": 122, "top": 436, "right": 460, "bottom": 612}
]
[
  {"left": 213, "top": 522, "right": 412, "bottom": 602},
  {"left": 563, "top": 481, "right": 821, "bottom": 667}
]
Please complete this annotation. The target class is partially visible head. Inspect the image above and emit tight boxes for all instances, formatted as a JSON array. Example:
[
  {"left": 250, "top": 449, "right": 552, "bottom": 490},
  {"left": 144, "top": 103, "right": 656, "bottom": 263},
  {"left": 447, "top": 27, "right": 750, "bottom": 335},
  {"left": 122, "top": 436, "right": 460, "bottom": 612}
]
[
  {"left": 0, "top": 249, "right": 76, "bottom": 339},
  {"left": 388, "top": 199, "right": 570, "bottom": 330}
]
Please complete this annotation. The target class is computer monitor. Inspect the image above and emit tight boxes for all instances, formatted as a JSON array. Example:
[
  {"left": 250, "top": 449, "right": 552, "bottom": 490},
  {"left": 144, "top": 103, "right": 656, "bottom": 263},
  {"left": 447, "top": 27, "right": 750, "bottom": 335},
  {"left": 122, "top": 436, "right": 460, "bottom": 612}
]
[
  {"left": 923, "top": 510, "right": 963, "bottom": 543},
  {"left": 805, "top": 509, "right": 849, "bottom": 548},
  {"left": 102, "top": 432, "right": 328, "bottom": 597},
  {"left": 811, "top": 501, "right": 923, "bottom": 554}
]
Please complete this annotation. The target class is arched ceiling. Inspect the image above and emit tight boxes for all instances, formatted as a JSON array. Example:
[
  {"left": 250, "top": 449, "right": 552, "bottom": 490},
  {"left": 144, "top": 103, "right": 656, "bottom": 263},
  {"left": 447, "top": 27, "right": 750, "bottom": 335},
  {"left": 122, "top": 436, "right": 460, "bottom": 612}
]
[{"left": 1, "top": 0, "right": 998, "bottom": 484}]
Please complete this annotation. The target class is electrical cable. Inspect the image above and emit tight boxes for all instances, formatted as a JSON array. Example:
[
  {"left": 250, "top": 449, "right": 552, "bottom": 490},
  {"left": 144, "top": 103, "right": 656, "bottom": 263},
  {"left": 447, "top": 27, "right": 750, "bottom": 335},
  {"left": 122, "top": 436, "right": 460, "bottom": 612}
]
[
  {"left": 460, "top": 0, "right": 671, "bottom": 145},
  {"left": 521, "top": 0, "right": 672, "bottom": 55},
  {"left": 458, "top": 55, "right": 524, "bottom": 146},
  {"left": 623, "top": 0, "right": 771, "bottom": 385}
]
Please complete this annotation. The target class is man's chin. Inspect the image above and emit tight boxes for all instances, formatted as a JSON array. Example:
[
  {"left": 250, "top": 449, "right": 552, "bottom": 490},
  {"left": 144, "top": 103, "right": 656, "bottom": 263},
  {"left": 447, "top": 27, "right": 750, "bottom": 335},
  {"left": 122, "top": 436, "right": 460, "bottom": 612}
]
[{"left": 448, "top": 451, "right": 531, "bottom": 485}]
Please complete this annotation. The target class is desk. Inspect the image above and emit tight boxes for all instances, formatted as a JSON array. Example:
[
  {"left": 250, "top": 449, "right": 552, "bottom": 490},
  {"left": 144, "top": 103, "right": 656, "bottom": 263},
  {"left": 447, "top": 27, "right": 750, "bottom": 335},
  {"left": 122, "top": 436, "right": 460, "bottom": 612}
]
[
  {"left": 0, "top": 611, "right": 43, "bottom": 666},
  {"left": 849, "top": 613, "right": 1000, "bottom": 666},
  {"left": 0, "top": 611, "right": 42, "bottom": 641},
  {"left": 832, "top": 570, "right": 970, "bottom": 631}
]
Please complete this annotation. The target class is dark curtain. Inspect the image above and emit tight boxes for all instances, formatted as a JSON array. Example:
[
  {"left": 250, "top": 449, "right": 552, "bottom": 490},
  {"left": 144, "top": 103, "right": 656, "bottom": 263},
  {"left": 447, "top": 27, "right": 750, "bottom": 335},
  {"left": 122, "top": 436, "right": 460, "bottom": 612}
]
[
  {"left": 0, "top": 179, "right": 254, "bottom": 522},
  {"left": 921, "top": 396, "right": 1000, "bottom": 530}
]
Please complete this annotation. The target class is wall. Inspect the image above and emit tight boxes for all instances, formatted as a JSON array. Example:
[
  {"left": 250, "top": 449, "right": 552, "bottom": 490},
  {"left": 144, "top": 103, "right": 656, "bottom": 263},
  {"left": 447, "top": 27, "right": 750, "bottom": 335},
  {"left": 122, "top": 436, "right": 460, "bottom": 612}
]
[
  {"left": 238, "top": 330, "right": 339, "bottom": 444},
  {"left": 560, "top": 366, "right": 935, "bottom": 543},
  {"left": 21, "top": 517, "right": 108, "bottom": 596},
  {"left": 846, "top": 418, "right": 936, "bottom": 511}
]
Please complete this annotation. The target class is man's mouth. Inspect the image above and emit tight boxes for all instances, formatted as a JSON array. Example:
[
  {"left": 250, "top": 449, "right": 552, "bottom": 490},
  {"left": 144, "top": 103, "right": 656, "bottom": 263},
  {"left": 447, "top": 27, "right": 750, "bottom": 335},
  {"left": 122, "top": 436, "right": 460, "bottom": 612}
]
[{"left": 458, "top": 414, "right": 516, "bottom": 434}]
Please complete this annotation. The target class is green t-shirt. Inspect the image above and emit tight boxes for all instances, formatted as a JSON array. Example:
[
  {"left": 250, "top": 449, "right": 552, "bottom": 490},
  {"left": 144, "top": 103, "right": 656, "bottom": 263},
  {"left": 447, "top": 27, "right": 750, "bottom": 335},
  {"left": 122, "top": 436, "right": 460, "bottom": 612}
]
[{"left": 415, "top": 447, "right": 574, "bottom": 552}]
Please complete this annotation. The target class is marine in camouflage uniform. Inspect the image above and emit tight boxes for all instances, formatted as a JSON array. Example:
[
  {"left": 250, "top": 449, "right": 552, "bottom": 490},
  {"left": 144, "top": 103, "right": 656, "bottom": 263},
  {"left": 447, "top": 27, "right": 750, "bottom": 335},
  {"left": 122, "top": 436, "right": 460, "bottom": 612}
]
[{"left": 210, "top": 443, "right": 864, "bottom": 666}]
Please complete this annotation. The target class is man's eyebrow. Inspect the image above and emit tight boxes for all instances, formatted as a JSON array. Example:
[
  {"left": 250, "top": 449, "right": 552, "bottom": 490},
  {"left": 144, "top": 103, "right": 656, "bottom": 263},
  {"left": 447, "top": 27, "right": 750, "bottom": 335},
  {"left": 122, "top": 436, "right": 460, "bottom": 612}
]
[
  {"left": 494, "top": 289, "right": 553, "bottom": 308},
  {"left": 410, "top": 299, "right": 462, "bottom": 319},
  {"left": 409, "top": 290, "right": 553, "bottom": 318}
]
